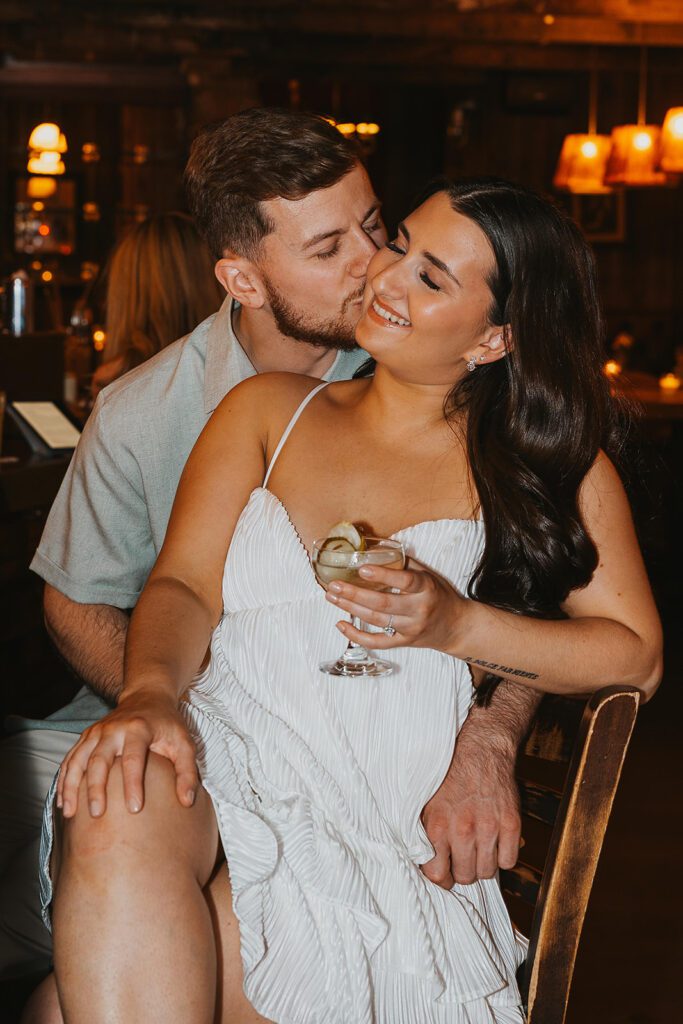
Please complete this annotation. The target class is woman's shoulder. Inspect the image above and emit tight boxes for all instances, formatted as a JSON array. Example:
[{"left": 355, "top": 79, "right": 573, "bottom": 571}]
[
  {"left": 212, "top": 372, "right": 324, "bottom": 426},
  {"left": 215, "top": 371, "right": 362, "bottom": 423},
  {"left": 579, "top": 449, "right": 630, "bottom": 524}
]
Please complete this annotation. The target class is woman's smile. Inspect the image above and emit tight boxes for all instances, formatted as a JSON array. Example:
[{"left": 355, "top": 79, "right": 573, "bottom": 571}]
[{"left": 366, "top": 297, "right": 412, "bottom": 329}]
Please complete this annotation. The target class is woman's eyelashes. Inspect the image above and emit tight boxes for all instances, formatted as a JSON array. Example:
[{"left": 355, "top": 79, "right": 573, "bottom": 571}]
[
  {"left": 420, "top": 271, "right": 440, "bottom": 291},
  {"left": 385, "top": 240, "right": 441, "bottom": 292}
]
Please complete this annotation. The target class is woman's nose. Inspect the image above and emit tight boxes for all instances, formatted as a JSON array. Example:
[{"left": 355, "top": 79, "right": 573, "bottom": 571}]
[{"left": 370, "top": 256, "right": 405, "bottom": 301}]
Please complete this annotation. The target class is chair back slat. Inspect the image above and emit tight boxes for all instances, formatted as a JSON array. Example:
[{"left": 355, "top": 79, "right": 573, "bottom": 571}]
[
  {"left": 518, "top": 781, "right": 562, "bottom": 826},
  {"left": 522, "top": 685, "right": 640, "bottom": 1024}
]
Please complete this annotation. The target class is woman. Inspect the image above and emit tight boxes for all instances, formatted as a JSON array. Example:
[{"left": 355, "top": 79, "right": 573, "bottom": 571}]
[
  {"left": 91, "top": 211, "right": 223, "bottom": 395},
  {"left": 46, "top": 179, "right": 661, "bottom": 1024}
]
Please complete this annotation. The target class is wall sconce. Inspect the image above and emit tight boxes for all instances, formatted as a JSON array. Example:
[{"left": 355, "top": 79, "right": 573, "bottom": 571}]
[
  {"left": 27, "top": 121, "right": 67, "bottom": 176},
  {"left": 82, "top": 202, "right": 101, "bottom": 222},
  {"left": 82, "top": 142, "right": 101, "bottom": 164}
]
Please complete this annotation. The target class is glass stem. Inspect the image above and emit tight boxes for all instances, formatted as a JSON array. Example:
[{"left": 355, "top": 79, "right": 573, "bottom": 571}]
[{"left": 341, "top": 616, "right": 369, "bottom": 663}]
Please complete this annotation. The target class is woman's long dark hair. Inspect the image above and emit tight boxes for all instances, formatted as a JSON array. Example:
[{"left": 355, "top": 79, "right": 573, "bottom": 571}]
[{"left": 358, "top": 177, "right": 632, "bottom": 704}]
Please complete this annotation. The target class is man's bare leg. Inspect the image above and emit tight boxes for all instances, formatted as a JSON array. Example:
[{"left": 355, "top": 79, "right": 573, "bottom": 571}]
[
  {"left": 51, "top": 752, "right": 221, "bottom": 1024},
  {"left": 20, "top": 972, "right": 61, "bottom": 1024}
]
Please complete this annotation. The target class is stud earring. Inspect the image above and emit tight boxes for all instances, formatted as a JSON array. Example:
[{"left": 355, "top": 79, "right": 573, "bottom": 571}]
[{"left": 466, "top": 357, "right": 477, "bottom": 372}]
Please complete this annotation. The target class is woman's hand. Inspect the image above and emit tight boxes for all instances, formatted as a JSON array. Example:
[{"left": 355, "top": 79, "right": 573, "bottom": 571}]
[
  {"left": 57, "top": 690, "right": 199, "bottom": 820},
  {"left": 325, "top": 558, "right": 467, "bottom": 653}
]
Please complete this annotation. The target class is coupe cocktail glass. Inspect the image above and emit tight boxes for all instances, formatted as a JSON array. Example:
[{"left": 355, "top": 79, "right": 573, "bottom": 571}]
[{"left": 312, "top": 536, "right": 405, "bottom": 677}]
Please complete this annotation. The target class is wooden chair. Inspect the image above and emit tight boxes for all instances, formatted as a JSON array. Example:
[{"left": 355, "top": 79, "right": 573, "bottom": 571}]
[{"left": 499, "top": 684, "right": 640, "bottom": 1024}]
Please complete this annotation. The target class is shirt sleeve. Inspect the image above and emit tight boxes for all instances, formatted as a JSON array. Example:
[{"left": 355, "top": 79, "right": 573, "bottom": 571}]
[{"left": 30, "top": 393, "right": 155, "bottom": 608}]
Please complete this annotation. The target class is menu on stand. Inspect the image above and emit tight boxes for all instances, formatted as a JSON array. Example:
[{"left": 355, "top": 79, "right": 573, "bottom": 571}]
[{"left": 10, "top": 401, "right": 81, "bottom": 453}]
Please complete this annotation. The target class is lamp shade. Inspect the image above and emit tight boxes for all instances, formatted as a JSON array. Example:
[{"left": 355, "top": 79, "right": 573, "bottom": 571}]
[
  {"left": 27, "top": 151, "right": 65, "bottom": 175},
  {"left": 605, "top": 125, "right": 666, "bottom": 186},
  {"left": 28, "top": 122, "right": 61, "bottom": 151},
  {"left": 27, "top": 176, "right": 57, "bottom": 199},
  {"left": 660, "top": 107, "right": 683, "bottom": 173},
  {"left": 553, "top": 133, "right": 612, "bottom": 193}
]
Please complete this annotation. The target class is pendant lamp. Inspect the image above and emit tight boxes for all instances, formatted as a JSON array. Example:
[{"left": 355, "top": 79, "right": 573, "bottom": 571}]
[
  {"left": 553, "top": 67, "right": 612, "bottom": 193},
  {"left": 660, "top": 107, "right": 683, "bottom": 174},
  {"left": 605, "top": 49, "right": 666, "bottom": 187}
]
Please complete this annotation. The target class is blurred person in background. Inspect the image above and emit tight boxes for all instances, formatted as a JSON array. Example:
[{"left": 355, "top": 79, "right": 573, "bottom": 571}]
[{"left": 92, "top": 211, "right": 223, "bottom": 395}]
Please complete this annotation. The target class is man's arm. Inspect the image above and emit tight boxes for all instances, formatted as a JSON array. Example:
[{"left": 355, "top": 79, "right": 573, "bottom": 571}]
[
  {"left": 420, "top": 679, "right": 541, "bottom": 887},
  {"left": 43, "top": 585, "right": 128, "bottom": 706}
]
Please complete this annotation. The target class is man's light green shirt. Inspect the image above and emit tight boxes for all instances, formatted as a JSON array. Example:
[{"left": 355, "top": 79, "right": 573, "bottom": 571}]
[{"left": 30, "top": 297, "right": 368, "bottom": 609}]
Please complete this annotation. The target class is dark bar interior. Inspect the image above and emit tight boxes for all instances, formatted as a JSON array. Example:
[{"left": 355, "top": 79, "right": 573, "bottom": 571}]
[{"left": 1, "top": 3, "right": 681, "bottom": 1022}]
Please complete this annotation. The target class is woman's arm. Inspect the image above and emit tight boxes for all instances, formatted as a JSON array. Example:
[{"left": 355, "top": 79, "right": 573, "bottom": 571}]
[
  {"left": 58, "top": 373, "right": 320, "bottom": 818},
  {"left": 327, "top": 453, "right": 663, "bottom": 702}
]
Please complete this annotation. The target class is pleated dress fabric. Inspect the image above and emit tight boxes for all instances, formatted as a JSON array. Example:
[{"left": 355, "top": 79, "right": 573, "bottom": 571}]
[{"left": 183, "top": 482, "right": 527, "bottom": 1024}]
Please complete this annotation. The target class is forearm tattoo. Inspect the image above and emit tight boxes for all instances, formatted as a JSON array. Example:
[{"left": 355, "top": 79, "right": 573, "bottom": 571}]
[{"left": 463, "top": 656, "right": 539, "bottom": 681}]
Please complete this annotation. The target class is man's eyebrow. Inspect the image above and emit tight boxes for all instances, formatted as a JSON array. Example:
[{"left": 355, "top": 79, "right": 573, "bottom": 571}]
[
  {"left": 398, "top": 221, "right": 461, "bottom": 287},
  {"left": 302, "top": 202, "right": 382, "bottom": 251}
]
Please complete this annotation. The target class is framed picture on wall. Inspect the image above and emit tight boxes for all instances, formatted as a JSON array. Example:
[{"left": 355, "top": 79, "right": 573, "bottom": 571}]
[{"left": 571, "top": 191, "right": 626, "bottom": 243}]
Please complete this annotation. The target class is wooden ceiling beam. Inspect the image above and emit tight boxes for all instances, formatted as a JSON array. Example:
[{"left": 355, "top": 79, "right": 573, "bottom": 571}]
[{"left": 91, "top": 12, "right": 683, "bottom": 49}]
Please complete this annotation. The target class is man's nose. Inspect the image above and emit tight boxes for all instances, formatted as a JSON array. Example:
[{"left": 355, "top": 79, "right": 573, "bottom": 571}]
[{"left": 348, "top": 228, "right": 380, "bottom": 278}]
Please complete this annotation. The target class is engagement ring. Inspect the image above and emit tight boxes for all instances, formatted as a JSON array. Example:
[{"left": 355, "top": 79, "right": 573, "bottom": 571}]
[{"left": 383, "top": 615, "right": 397, "bottom": 638}]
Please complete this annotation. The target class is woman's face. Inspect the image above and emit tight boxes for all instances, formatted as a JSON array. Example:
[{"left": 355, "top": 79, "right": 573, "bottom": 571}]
[{"left": 355, "top": 192, "right": 502, "bottom": 385}]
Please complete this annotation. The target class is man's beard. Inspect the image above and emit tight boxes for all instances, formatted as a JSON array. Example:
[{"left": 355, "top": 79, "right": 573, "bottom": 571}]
[{"left": 264, "top": 279, "right": 362, "bottom": 352}]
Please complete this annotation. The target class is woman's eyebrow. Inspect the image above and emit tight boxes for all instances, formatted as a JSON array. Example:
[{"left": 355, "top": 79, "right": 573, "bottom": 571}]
[{"left": 398, "top": 221, "right": 462, "bottom": 287}]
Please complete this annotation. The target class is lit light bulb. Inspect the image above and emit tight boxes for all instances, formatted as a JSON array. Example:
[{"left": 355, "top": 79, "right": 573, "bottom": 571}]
[
  {"left": 669, "top": 113, "right": 683, "bottom": 139},
  {"left": 659, "top": 373, "right": 681, "bottom": 392},
  {"left": 28, "top": 122, "right": 61, "bottom": 151},
  {"left": 633, "top": 132, "right": 652, "bottom": 151},
  {"left": 580, "top": 140, "right": 598, "bottom": 159},
  {"left": 27, "top": 151, "right": 65, "bottom": 175}
]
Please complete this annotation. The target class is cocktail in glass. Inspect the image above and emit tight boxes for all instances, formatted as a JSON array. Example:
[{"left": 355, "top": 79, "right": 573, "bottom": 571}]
[{"left": 312, "top": 536, "right": 405, "bottom": 676}]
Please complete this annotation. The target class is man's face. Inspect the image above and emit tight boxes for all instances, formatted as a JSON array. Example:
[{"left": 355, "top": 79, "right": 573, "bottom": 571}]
[{"left": 256, "top": 164, "right": 387, "bottom": 350}]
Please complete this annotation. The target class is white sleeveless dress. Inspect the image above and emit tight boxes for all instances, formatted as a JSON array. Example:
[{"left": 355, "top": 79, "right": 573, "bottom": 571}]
[{"left": 182, "top": 384, "right": 526, "bottom": 1024}]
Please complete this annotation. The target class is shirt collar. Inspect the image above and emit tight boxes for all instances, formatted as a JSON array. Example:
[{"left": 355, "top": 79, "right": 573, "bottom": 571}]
[{"left": 203, "top": 296, "right": 255, "bottom": 415}]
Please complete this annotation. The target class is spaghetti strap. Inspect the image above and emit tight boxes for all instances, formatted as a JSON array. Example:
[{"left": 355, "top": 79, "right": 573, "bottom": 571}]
[{"left": 263, "top": 381, "right": 330, "bottom": 487}]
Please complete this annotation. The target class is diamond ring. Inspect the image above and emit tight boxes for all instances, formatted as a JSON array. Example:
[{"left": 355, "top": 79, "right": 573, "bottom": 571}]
[{"left": 383, "top": 615, "right": 397, "bottom": 638}]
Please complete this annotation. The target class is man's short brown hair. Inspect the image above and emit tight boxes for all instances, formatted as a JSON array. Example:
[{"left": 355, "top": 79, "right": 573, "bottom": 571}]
[{"left": 184, "top": 107, "right": 360, "bottom": 260}]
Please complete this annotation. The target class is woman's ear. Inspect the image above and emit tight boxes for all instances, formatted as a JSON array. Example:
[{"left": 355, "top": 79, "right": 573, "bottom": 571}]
[
  {"left": 214, "top": 257, "right": 266, "bottom": 309},
  {"left": 483, "top": 324, "right": 513, "bottom": 362},
  {"left": 462, "top": 325, "right": 513, "bottom": 371}
]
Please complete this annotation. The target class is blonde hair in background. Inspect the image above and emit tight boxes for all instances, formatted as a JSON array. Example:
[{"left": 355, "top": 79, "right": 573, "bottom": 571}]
[{"left": 104, "top": 211, "right": 223, "bottom": 372}]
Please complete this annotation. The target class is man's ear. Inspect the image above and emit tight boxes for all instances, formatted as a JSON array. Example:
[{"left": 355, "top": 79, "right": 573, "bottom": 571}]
[
  {"left": 462, "top": 324, "right": 513, "bottom": 370},
  {"left": 214, "top": 256, "right": 267, "bottom": 310}
]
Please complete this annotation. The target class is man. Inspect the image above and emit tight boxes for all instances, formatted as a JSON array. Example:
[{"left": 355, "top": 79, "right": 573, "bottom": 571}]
[{"left": 1, "top": 108, "right": 538, "bottom": 985}]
